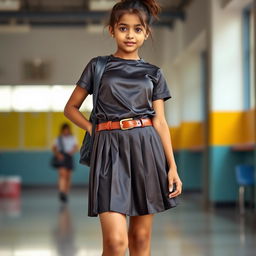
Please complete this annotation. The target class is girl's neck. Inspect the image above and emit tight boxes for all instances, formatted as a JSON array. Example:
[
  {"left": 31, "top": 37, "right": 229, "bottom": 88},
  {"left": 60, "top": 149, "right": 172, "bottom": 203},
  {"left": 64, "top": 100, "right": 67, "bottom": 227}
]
[{"left": 112, "top": 50, "right": 140, "bottom": 60}]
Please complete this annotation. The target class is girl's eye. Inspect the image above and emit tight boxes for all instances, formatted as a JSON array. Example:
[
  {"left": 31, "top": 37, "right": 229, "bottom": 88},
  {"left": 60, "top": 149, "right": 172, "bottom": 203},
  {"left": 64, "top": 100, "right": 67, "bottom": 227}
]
[
  {"left": 135, "top": 28, "right": 142, "bottom": 33},
  {"left": 119, "top": 27, "right": 127, "bottom": 32}
]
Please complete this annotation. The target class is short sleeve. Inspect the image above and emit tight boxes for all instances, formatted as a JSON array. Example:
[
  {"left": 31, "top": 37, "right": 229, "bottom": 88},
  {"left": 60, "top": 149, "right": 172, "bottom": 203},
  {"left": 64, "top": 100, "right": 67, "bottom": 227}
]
[
  {"left": 53, "top": 138, "right": 58, "bottom": 146},
  {"left": 152, "top": 68, "right": 172, "bottom": 102},
  {"left": 71, "top": 135, "right": 78, "bottom": 146},
  {"left": 76, "top": 57, "right": 97, "bottom": 95},
  {"left": 53, "top": 137, "right": 59, "bottom": 149}
]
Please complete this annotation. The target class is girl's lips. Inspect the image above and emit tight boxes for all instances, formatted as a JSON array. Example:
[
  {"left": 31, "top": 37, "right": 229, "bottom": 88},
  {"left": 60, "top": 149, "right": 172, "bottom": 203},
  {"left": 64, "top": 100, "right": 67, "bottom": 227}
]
[{"left": 124, "top": 42, "right": 136, "bottom": 46}]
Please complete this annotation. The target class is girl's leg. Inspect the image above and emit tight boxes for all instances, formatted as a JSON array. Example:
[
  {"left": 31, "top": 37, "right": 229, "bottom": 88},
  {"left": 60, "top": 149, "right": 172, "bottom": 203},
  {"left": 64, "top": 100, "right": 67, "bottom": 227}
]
[
  {"left": 58, "top": 167, "right": 68, "bottom": 193},
  {"left": 58, "top": 168, "right": 72, "bottom": 202},
  {"left": 128, "top": 214, "right": 154, "bottom": 256},
  {"left": 64, "top": 169, "right": 72, "bottom": 193},
  {"left": 59, "top": 168, "right": 72, "bottom": 194},
  {"left": 99, "top": 211, "right": 129, "bottom": 256}
]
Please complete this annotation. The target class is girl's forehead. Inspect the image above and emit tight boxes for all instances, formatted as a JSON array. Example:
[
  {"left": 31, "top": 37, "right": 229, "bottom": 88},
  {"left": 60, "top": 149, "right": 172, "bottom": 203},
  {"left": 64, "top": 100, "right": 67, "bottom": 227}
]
[{"left": 117, "top": 13, "right": 143, "bottom": 25}]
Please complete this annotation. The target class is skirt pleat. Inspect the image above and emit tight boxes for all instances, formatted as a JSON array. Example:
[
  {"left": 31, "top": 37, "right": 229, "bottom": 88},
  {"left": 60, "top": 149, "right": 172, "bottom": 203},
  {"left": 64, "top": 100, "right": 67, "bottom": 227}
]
[{"left": 88, "top": 125, "right": 179, "bottom": 217}]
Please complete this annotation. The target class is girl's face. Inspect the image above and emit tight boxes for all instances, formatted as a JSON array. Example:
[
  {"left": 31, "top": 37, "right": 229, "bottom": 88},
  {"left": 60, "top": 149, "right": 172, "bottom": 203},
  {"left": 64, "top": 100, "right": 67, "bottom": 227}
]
[
  {"left": 62, "top": 127, "right": 70, "bottom": 136},
  {"left": 109, "top": 13, "right": 149, "bottom": 56}
]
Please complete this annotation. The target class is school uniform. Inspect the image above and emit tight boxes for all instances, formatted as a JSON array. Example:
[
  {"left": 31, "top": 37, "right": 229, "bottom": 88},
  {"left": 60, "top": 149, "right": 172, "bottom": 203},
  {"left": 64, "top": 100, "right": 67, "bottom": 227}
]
[
  {"left": 53, "top": 135, "right": 77, "bottom": 170},
  {"left": 76, "top": 54, "right": 179, "bottom": 217}
]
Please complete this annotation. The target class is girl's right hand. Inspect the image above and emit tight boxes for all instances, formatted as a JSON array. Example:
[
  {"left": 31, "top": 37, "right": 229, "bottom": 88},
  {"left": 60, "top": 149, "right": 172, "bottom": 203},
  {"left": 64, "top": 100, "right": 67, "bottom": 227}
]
[
  {"left": 57, "top": 152, "right": 64, "bottom": 161},
  {"left": 87, "top": 122, "right": 93, "bottom": 136}
]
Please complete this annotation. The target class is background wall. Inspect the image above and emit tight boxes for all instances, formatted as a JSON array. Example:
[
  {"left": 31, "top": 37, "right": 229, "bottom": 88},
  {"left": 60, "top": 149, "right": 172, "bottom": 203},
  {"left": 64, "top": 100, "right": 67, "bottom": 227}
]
[
  {"left": 0, "top": 0, "right": 255, "bottom": 206},
  {"left": 0, "top": 24, "right": 174, "bottom": 185}
]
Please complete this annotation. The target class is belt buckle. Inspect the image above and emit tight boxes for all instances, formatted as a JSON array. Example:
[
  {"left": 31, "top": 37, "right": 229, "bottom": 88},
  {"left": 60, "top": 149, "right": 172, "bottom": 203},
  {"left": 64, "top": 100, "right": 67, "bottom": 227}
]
[{"left": 120, "top": 118, "right": 133, "bottom": 130}]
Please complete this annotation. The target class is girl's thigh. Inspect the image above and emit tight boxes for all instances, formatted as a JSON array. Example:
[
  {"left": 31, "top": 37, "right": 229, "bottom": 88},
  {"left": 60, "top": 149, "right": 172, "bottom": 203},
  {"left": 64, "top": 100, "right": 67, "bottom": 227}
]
[
  {"left": 99, "top": 211, "right": 128, "bottom": 241},
  {"left": 59, "top": 167, "right": 71, "bottom": 177}
]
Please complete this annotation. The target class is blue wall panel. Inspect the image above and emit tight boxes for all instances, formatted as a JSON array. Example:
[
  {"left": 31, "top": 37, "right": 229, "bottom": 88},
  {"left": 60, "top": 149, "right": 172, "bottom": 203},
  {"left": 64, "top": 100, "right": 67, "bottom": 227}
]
[
  {"left": 209, "top": 146, "right": 254, "bottom": 202},
  {"left": 0, "top": 151, "right": 89, "bottom": 185},
  {"left": 0, "top": 148, "right": 254, "bottom": 204},
  {"left": 175, "top": 150, "right": 202, "bottom": 190}
]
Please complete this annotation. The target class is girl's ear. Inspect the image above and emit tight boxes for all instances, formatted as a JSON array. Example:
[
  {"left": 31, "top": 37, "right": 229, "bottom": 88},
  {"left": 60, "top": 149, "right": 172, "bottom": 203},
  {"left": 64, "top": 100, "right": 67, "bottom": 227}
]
[
  {"left": 145, "top": 27, "right": 151, "bottom": 40},
  {"left": 108, "top": 26, "right": 114, "bottom": 38}
]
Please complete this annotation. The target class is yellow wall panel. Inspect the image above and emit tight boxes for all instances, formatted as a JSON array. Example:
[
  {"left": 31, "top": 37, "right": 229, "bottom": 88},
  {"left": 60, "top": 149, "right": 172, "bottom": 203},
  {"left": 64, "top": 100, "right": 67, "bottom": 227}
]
[
  {"left": 169, "top": 122, "right": 204, "bottom": 150},
  {"left": 169, "top": 109, "right": 255, "bottom": 150},
  {"left": 210, "top": 110, "right": 255, "bottom": 145},
  {"left": 241, "top": 109, "right": 255, "bottom": 143},
  {"left": 24, "top": 112, "right": 48, "bottom": 148},
  {"left": 2, "top": 109, "right": 252, "bottom": 150},
  {"left": 77, "top": 127, "right": 86, "bottom": 145},
  {"left": 51, "top": 112, "right": 73, "bottom": 144},
  {"left": 169, "top": 127, "right": 180, "bottom": 150},
  {"left": 76, "top": 111, "right": 90, "bottom": 145},
  {"left": 50, "top": 111, "right": 91, "bottom": 147},
  {"left": 179, "top": 122, "right": 204, "bottom": 149},
  {"left": 0, "top": 112, "right": 20, "bottom": 148}
]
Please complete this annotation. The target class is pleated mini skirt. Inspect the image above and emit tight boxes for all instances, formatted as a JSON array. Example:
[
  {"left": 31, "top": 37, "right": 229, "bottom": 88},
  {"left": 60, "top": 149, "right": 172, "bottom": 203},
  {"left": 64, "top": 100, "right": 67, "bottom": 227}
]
[{"left": 87, "top": 124, "right": 179, "bottom": 217}]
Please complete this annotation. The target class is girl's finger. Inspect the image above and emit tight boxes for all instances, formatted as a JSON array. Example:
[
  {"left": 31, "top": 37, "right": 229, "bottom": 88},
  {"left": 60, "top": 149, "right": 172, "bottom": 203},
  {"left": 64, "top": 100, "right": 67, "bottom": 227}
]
[
  {"left": 169, "top": 189, "right": 180, "bottom": 197},
  {"left": 169, "top": 190, "right": 180, "bottom": 198},
  {"left": 169, "top": 183, "right": 173, "bottom": 192},
  {"left": 169, "top": 183, "right": 182, "bottom": 197}
]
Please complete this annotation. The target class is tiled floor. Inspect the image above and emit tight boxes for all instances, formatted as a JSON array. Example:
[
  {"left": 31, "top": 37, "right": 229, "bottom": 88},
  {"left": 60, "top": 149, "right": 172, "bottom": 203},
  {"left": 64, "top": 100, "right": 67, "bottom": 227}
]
[{"left": 0, "top": 188, "right": 256, "bottom": 256}]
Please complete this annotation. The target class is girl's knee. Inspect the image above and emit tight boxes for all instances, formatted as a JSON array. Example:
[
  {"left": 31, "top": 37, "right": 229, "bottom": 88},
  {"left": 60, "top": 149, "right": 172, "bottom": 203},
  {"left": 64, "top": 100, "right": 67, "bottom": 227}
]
[
  {"left": 104, "top": 234, "right": 128, "bottom": 253},
  {"left": 128, "top": 229, "right": 151, "bottom": 249},
  {"left": 59, "top": 169, "right": 69, "bottom": 178}
]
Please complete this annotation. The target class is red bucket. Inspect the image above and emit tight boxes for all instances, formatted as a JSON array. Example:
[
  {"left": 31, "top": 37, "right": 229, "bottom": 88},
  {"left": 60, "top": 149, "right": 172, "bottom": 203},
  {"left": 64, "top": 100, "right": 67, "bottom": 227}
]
[
  {"left": 0, "top": 176, "right": 5, "bottom": 198},
  {"left": 0, "top": 176, "right": 21, "bottom": 198}
]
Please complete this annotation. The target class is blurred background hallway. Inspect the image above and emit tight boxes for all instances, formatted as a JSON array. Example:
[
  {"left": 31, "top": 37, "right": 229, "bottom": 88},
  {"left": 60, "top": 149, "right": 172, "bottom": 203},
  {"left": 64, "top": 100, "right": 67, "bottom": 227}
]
[
  {"left": 0, "top": 0, "right": 256, "bottom": 255},
  {"left": 1, "top": 188, "right": 256, "bottom": 256}
]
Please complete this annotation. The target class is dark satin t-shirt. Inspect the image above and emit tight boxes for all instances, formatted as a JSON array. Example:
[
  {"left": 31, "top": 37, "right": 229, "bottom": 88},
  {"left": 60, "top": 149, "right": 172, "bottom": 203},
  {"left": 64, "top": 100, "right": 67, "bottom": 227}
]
[{"left": 76, "top": 55, "right": 172, "bottom": 124}]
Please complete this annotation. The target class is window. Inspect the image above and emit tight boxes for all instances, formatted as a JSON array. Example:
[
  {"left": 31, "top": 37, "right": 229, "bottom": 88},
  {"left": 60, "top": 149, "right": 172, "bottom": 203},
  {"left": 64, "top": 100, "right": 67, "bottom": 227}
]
[{"left": 0, "top": 85, "right": 93, "bottom": 112}]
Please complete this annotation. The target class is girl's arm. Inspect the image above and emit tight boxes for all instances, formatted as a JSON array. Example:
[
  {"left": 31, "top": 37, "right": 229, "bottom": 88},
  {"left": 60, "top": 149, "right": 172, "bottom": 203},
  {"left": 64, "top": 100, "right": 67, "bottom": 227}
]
[
  {"left": 52, "top": 144, "right": 64, "bottom": 160},
  {"left": 152, "top": 99, "right": 182, "bottom": 197},
  {"left": 68, "top": 144, "right": 79, "bottom": 155},
  {"left": 64, "top": 85, "right": 92, "bottom": 135}
]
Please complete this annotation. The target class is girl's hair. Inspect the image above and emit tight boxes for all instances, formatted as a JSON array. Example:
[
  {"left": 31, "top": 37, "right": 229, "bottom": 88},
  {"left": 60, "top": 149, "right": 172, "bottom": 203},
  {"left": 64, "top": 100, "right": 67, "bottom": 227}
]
[
  {"left": 108, "top": 0, "right": 161, "bottom": 33},
  {"left": 60, "top": 122, "right": 71, "bottom": 134}
]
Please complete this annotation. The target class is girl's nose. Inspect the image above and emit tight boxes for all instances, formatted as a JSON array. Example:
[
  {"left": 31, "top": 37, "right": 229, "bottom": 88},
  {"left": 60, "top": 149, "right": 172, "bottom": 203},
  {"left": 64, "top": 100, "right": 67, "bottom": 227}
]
[{"left": 126, "top": 31, "right": 134, "bottom": 39}]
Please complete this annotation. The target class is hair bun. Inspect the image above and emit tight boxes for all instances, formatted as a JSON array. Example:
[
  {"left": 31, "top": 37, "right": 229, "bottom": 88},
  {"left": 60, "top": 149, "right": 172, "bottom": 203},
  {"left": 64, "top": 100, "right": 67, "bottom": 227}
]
[
  {"left": 119, "top": 0, "right": 161, "bottom": 24},
  {"left": 109, "top": 0, "right": 161, "bottom": 30},
  {"left": 139, "top": 0, "right": 161, "bottom": 20}
]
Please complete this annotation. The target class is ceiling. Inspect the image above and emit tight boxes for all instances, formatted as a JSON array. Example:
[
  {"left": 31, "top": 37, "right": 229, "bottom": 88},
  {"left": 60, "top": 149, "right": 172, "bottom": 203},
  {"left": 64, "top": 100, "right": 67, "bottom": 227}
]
[{"left": 0, "top": 0, "right": 193, "bottom": 28}]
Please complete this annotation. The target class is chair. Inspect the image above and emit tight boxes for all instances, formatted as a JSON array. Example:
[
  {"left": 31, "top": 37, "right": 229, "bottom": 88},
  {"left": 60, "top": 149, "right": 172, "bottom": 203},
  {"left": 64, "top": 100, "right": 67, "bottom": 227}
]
[{"left": 235, "top": 164, "right": 255, "bottom": 215}]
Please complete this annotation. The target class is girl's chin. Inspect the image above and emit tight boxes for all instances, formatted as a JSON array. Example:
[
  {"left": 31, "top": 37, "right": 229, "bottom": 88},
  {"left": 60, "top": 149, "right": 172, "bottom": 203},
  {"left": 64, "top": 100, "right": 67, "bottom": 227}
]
[{"left": 119, "top": 47, "right": 138, "bottom": 53}]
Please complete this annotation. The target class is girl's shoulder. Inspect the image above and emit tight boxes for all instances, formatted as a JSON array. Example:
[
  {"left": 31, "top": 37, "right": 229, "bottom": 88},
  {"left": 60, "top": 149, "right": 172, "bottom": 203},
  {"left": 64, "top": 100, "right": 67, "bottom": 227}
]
[
  {"left": 86, "top": 55, "right": 164, "bottom": 80},
  {"left": 85, "top": 56, "right": 99, "bottom": 68},
  {"left": 85, "top": 55, "right": 110, "bottom": 70},
  {"left": 89, "top": 55, "right": 160, "bottom": 71},
  {"left": 141, "top": 60, "right": 160, "bottom": 71},
  {"left": 139, "top": 59, "right": 164, "bottom": 78},
  {"left": 88, "top": 55, "right": 110, "bottom": 63}
]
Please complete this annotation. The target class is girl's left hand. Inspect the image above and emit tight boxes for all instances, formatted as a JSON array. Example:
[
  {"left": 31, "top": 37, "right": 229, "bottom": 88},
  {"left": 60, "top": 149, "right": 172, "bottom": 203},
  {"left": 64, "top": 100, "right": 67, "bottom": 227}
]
[{"left": 167, "top": 167, "right": 182, "bottom": 198}]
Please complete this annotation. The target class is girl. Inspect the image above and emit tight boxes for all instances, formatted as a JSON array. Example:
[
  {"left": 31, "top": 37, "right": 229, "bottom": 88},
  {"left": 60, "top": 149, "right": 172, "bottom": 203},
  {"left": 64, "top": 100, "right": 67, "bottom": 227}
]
[
  {"left": 64, "top": 0, "right": 183, "bottom": 254},
  {"left": 52, "top": 123, "right": 78, "bottom": 203}
]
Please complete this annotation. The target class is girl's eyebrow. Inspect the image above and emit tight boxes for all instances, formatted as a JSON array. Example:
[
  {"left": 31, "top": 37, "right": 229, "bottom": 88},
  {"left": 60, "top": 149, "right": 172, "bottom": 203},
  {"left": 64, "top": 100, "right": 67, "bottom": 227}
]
[{"left": 118, "top": 23, "right": 142, "bottom": 27}]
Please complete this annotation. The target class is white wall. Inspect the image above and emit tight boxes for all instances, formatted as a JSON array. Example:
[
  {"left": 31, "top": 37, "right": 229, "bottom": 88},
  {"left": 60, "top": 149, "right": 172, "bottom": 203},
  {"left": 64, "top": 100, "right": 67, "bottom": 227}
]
[
  {"left": 163, "top": 0, "right": 208, "bottom": 126},
  {"left": 0, "top": 26, "right": 168, "bottom": 85},
  {"left": 0, "top": 0, "right": 252, "bottom": 127},
  {"left": 0, "top": 0, "right": 209, "bottom": 128},
  {"left": 210, "top": 0, "right": 244, "bottom": 111},
  {"left": 162, "top": 0, "right": 253, "bottom": 126}
]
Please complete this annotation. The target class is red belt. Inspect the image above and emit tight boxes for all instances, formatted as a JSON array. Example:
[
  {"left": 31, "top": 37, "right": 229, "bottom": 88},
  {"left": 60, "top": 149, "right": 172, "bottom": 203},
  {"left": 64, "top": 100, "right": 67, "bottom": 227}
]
[{"left": 96, "top": 118, "right": 153, "bottom": 131}]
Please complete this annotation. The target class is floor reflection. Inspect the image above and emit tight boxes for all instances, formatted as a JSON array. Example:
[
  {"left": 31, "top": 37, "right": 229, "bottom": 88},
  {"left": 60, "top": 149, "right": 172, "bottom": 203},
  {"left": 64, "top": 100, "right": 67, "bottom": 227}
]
[
  {"left": 0, "top": 188, "right": 256, "bottom": 256},
  {"left": 52, "top": 205, "right": 77, "bottom": 256}
]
